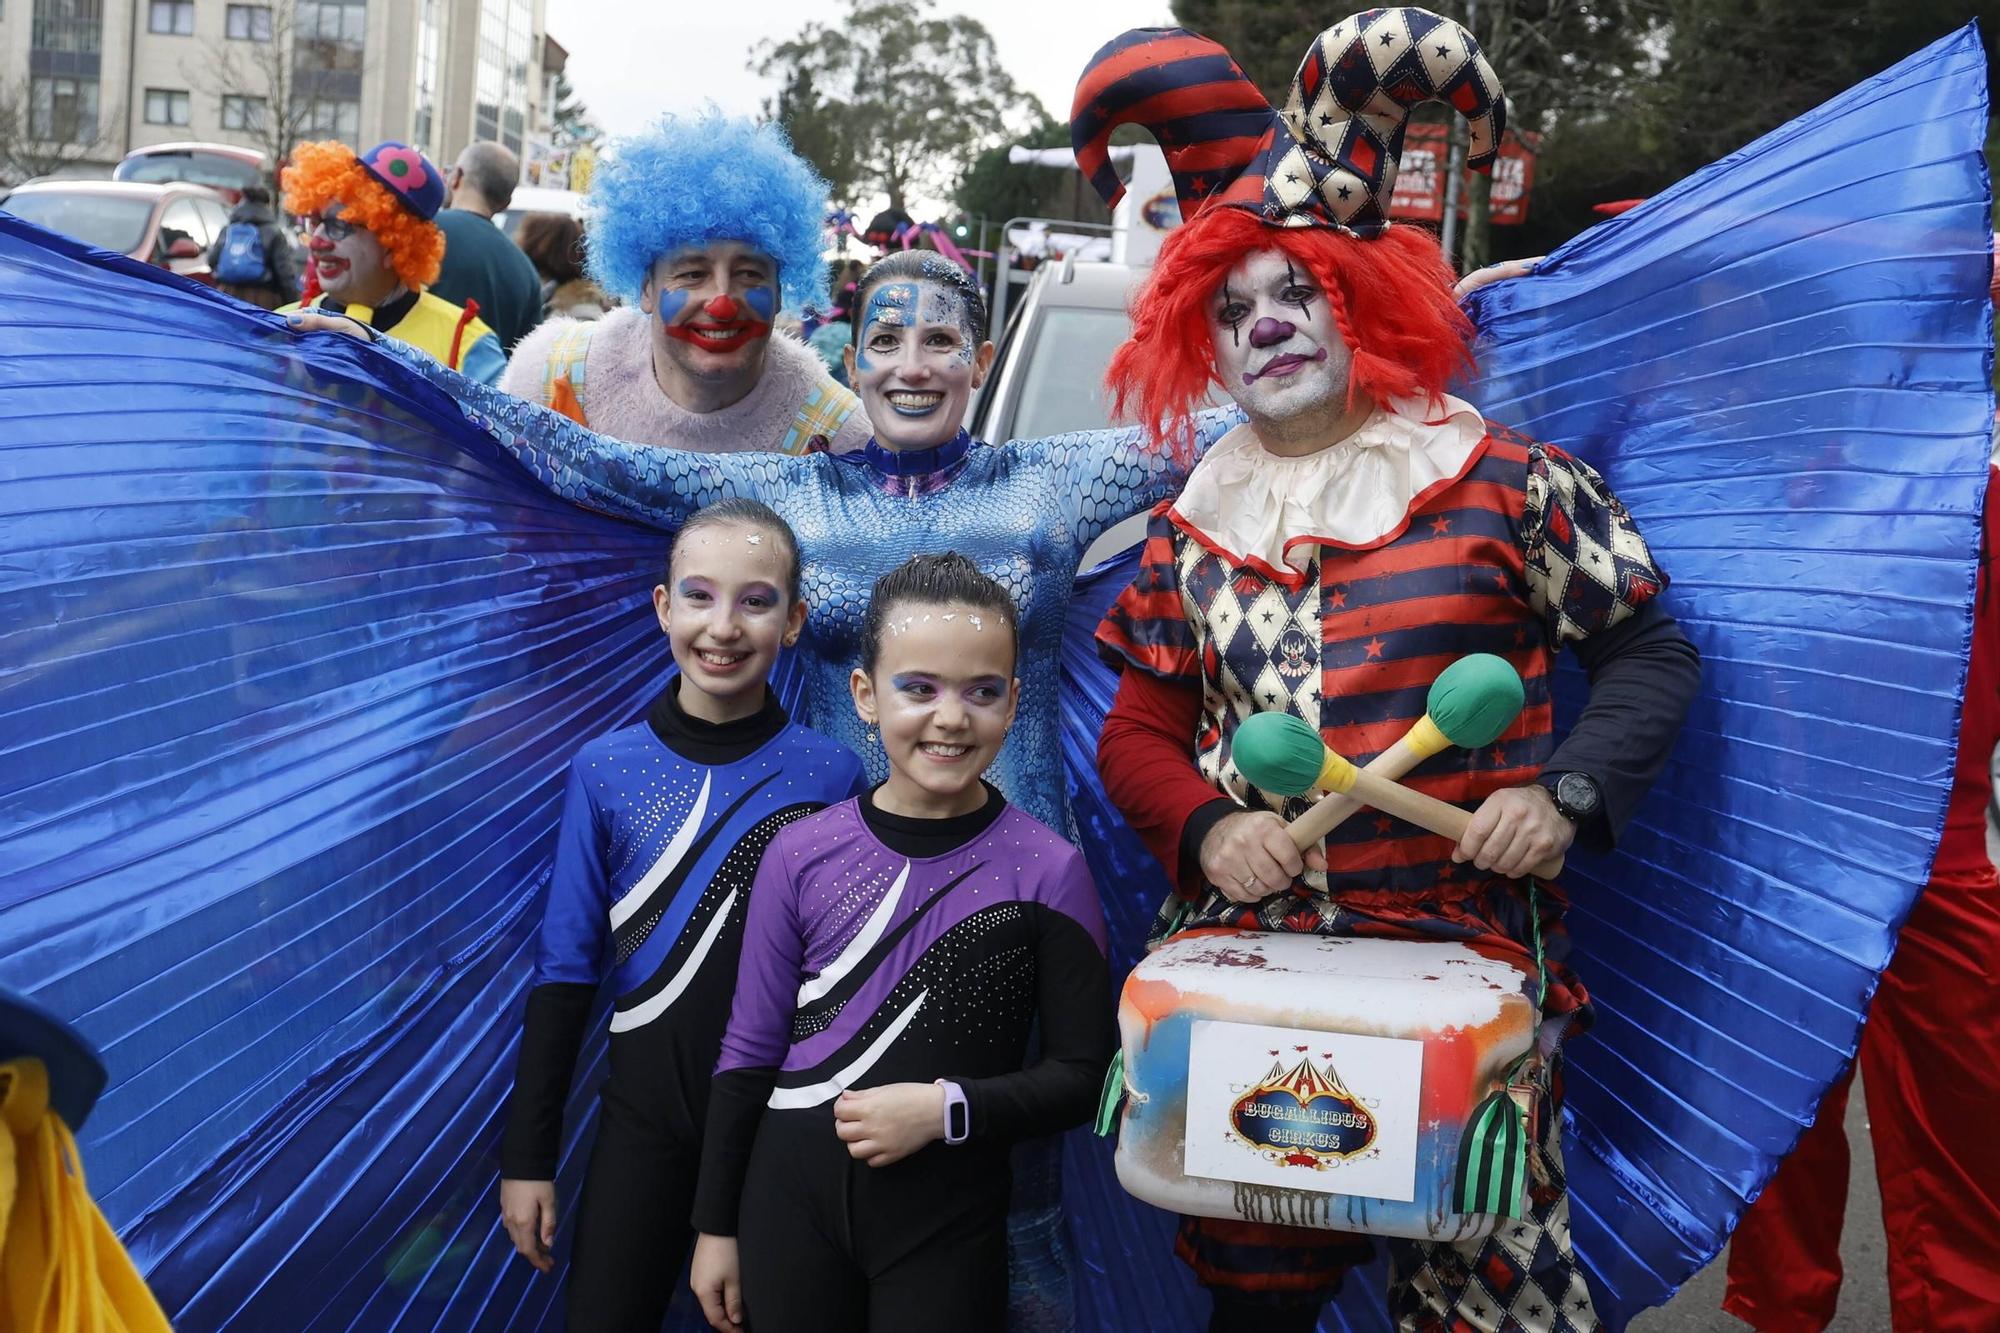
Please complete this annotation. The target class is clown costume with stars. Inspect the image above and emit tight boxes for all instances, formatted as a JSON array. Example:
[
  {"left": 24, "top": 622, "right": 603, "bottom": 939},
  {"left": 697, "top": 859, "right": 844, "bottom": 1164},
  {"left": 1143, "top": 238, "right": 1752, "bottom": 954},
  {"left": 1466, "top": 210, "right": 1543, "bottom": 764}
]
[{"left": 1082, "top": 14, "right": 1701, "bottom": 1331}]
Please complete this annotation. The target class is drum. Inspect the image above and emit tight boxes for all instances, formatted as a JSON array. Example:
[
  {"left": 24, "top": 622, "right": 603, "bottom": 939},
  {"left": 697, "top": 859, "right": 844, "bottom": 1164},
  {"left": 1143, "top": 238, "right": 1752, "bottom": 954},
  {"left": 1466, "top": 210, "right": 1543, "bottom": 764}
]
[{"left": 1110, "top": 928, "right": 1537, "bottom": 1242}]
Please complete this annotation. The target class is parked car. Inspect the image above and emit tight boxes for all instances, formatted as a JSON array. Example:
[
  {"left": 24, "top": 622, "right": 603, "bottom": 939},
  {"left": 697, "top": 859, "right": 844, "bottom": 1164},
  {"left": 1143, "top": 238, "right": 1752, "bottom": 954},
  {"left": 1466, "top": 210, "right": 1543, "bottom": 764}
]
[
  {"left": 971, "top": 255, "right": 1229, "bottom": 569},
  {"left": 973, "top": 257, "right": 1143, "bottom": 446},
  {"left": 496, "top": 185, "right": 587, "bottom": 237},
  {"left": 1, "top": 180, "right": 231, "bottom": 278},
  {"left": 115, "top": 142, "right": 269, "bottom": 204}
]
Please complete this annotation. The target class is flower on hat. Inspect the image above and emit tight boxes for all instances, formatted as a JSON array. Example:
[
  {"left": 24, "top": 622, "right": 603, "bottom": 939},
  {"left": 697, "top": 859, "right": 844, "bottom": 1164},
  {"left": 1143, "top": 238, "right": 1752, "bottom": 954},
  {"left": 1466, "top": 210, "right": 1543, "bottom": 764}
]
[{"left": 368, "top": 144, "right": 428, "bottom": 196}]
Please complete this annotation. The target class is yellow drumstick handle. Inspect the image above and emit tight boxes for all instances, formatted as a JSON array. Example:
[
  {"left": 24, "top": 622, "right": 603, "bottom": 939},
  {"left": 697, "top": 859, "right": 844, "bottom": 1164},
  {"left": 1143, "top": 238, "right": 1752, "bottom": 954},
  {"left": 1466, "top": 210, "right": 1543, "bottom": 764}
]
[
  {"left": 1402, "top": 713, "right": 1452, "bottom": 761},
  {"left": 1307, "top": 747, "right": 1565, "bottom": 880},
  {"left": 1287, "top": 714, "right": 1451, "bottom": 850}
]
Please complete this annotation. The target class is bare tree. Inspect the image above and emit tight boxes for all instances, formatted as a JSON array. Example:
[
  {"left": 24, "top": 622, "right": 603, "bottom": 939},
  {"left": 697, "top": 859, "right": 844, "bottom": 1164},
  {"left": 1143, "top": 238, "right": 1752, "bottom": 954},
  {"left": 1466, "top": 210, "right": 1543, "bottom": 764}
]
[
  {"left": 182, "top": 0, "right": 367, "bottom": 191},
  {"left": 0, "top": 76, "right": 122, "bottom": 186}
]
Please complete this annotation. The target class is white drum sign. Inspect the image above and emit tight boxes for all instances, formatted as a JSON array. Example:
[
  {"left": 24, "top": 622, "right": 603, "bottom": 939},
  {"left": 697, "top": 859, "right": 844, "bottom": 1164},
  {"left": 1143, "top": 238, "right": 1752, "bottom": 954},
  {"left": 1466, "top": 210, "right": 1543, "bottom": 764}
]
[{"left": 1111, "top": 929, "right": 1537, "bottom": 1241}]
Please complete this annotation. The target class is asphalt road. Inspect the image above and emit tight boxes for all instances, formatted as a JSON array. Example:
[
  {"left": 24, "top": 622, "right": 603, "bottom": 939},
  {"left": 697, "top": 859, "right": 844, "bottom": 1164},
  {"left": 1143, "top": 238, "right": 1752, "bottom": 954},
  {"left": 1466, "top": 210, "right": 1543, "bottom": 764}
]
[{"left": 1625, "top": 1066, "right": 1888, "bottom": 1331}]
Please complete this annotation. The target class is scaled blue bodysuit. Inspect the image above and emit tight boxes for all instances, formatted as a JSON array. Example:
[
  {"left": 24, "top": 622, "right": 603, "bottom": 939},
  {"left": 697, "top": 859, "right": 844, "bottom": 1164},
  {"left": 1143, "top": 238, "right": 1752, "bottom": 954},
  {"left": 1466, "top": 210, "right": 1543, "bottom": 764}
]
[
  {"left": 367, "top": 348, "right": 1232, "bottom": 1331},
  {"left": 376, "top": 339, "right": 1234, "bottom": 837}
]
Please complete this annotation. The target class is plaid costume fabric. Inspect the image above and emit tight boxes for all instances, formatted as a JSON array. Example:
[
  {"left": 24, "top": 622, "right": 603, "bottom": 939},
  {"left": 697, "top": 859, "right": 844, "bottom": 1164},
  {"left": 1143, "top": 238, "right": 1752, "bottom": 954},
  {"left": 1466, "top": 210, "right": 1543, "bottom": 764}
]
[
  {"left": 1387, "top": 1061, "right": 1599, "bottom": 1333},
  {"left": 1098, "top": 428, "right": 1666, "bottom": 1020},
  {"left": 778, "top": 375, "right": 864, "bottom": 456},
  {"left": 1095, "top": 427, "right": 1664, "bottom": 1315}
]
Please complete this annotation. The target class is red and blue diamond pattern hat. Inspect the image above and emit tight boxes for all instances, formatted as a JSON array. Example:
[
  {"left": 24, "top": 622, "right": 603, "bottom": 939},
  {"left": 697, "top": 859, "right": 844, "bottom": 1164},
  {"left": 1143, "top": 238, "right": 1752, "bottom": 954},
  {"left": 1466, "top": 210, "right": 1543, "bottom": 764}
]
[{"left": 1072, "top": 7, "right": 1504, "bottom": 237}]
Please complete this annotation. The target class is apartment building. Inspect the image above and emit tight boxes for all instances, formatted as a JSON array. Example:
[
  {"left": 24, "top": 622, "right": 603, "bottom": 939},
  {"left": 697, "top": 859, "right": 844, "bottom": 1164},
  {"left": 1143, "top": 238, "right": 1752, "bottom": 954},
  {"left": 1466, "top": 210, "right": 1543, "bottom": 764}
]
[{"left": 0, "top": 0, "right": 556, "bottom": 180}]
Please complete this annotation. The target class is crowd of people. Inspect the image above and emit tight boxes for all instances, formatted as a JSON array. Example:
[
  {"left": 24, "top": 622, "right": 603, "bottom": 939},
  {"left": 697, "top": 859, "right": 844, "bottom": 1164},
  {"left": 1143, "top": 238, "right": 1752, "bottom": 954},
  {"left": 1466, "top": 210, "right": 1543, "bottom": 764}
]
[{"left": 3, "top": 6, "right": 1993, "bottom": 1333}]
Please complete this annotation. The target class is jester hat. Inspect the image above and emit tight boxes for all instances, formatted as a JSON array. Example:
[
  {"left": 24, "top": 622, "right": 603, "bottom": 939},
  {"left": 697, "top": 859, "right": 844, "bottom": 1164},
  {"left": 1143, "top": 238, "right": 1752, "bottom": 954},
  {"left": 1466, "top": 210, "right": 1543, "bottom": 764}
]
[{"left": 1073, "top": 7, "right": 1504, "bottom": 235}]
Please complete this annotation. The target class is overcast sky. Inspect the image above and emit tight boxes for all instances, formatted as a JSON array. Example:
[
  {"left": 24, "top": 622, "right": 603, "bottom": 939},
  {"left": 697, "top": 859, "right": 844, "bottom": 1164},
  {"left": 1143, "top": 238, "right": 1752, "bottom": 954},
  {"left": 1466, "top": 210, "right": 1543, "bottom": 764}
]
[{"left": 543, "top": 0, "right": 1175, "bottom": 148}]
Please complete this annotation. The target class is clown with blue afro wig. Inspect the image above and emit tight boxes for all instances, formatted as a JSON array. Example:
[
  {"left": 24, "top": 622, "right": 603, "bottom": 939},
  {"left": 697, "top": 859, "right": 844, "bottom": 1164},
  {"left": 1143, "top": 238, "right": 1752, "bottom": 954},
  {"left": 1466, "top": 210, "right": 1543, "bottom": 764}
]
[{"left": 586, "top": 113, "right": 832, "bottom": 313}]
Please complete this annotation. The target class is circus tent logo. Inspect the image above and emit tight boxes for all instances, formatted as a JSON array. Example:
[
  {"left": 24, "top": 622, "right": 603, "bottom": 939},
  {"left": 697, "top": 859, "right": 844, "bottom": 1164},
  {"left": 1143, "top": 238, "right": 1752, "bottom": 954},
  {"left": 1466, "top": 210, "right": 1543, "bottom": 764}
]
[{"left": 1227, "top": 1044, "right": 1377, "bottom": 1169}]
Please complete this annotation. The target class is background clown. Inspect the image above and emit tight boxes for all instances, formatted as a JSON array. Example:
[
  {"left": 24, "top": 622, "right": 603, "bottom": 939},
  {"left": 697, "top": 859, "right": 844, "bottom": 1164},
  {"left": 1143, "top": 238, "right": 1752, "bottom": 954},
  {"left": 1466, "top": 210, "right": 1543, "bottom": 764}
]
[
  {"left": 502, "top": 113, "right": 870, "bottom": 456},
  {"left": 279, "top": 140, "right": 504, "bottom": 385}
]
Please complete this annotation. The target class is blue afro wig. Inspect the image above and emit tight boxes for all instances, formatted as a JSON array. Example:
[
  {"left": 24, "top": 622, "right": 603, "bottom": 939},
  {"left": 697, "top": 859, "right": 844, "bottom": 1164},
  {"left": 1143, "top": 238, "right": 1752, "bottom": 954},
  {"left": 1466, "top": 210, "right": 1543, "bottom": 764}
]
[{"left": 586, "top": 112, "right": 831, "bottom": 311}]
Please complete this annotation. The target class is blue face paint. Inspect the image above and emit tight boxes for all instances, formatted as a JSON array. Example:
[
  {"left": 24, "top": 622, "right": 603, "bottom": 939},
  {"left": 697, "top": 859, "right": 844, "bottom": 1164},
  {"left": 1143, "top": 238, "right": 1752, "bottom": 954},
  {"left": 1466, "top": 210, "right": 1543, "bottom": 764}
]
[
  {"left": 656, "top": 288, "right": 692, "bottom": 328},
  {"left": 742, "top": 284, "right": 777, "bottom": 323},
  {"left": 865, "top": 282, "right": 919, "bottom": 329}
]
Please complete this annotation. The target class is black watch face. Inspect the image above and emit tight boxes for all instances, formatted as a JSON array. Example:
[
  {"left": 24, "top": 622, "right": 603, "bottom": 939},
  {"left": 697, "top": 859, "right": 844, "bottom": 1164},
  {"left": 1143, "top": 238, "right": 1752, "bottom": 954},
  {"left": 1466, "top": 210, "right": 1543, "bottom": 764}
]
[{"left": 1556, "top": 772, "right": 1601, "bottom": 819}]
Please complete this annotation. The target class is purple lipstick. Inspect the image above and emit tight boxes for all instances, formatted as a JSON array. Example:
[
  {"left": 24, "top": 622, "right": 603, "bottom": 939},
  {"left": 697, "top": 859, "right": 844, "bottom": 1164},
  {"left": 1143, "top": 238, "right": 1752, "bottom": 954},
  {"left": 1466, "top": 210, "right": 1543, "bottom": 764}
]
[{"left": 1243, "top": 348, "right": 1328, "bottom": 384}]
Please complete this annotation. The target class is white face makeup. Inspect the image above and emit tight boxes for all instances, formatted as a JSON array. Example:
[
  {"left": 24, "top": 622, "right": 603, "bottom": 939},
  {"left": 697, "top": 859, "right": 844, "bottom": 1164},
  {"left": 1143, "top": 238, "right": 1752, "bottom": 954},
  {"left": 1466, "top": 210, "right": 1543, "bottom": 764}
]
[
  {"left": 851, "top": 600, "right": 1018, "bottom": 819},
  {"left": 846, "top": 278, "right": 996, "bottom": 451},
  {"left": 307, "top": 201, "right": 397, "bottom": 306},
  {"left": 1209, "top": 248, "right": 1354, "bottom": 426},
  {"left": 654, "top": 521, "right": 804, "bottom": 724}
]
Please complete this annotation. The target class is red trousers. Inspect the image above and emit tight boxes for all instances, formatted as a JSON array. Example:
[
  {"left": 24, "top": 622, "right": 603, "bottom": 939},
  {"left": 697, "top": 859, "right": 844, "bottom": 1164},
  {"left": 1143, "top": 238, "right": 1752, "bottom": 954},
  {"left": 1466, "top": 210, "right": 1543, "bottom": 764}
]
[{"left": 1723, "top": 871, "right": 2000, "bottom": 1332}]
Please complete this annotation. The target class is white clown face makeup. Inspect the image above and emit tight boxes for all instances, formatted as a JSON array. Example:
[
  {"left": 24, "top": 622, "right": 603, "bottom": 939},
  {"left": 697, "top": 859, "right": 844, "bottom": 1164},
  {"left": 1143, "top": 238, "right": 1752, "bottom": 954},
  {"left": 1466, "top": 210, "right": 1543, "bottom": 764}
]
[
  {"left": 846, "top": 278, "right": 996, "bottom": 452},
  {"left": 306, "top": 202, "right": 397, "bottom": 307},
  {"left": 850, "top": 600, "right": 1018, "bottom": 819},
  {"left": 1209, "top": 248, "right": 1354, "bottom": 428},
  {"left": 654, "top": 521, "right": 804, "bottom": 724}
]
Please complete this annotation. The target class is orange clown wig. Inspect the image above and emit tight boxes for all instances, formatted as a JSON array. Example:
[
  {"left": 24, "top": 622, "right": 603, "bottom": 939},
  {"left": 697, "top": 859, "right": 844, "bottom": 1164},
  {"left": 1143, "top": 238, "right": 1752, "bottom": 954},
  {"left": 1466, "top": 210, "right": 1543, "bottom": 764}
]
[{"left": 280, "top": 140, "right": 445, "bottom": 292}]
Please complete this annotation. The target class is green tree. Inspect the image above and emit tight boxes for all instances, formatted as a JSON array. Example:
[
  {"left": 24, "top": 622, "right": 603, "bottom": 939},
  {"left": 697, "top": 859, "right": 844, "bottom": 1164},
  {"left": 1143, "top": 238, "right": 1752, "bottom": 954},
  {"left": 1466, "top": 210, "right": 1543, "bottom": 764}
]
[
  {"left": 549, "top": 70, "right": 601, "bottom": 148},
  {"left": 755, "top": 0, "right": 1043, "bottom": 214},
  {"left": 765, "top": 64, "right": 859, "bottom": 202},
  {"left": 953, "top": 112, "right": 1114, "bottom": 227}
]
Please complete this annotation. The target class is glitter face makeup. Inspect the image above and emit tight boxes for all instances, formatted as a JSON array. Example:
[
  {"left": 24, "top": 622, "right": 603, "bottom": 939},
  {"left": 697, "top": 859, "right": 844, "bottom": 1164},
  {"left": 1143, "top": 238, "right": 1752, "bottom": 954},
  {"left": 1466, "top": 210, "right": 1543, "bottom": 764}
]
[
  {"left": 851, "top": 599, "right": 1018, "bottom": 818},
  {"left": 847, "top": 278, "right": 995, "bottom": 452},
  {"left": 655, "top": 519, "right": 804, "bottom": 723}
]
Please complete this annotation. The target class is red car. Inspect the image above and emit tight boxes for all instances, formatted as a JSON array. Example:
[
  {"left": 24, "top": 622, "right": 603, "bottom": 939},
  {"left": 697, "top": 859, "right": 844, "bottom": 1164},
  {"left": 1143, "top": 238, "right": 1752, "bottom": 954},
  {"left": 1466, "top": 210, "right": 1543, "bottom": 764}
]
[
  {"left": 114, "top": 141, "right": 269, "bottom": 205},
  {"left": 0, "top": 180, "right": 232, "bottom": 278}
]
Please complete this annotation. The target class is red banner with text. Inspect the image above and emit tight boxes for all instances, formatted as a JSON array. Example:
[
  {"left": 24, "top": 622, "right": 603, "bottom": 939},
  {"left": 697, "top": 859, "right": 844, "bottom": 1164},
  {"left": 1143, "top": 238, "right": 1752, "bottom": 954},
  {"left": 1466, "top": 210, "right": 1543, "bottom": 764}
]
[{"left": 1388, "top": 124, "right": 1539, "bottom": 225}]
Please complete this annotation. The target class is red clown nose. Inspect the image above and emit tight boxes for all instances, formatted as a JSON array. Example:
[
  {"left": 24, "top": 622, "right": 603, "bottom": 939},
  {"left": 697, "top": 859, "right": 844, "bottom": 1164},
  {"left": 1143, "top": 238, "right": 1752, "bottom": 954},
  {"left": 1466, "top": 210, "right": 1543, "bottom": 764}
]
[{"left": 703, "top": 294, "right": 740, "bottom": 321}]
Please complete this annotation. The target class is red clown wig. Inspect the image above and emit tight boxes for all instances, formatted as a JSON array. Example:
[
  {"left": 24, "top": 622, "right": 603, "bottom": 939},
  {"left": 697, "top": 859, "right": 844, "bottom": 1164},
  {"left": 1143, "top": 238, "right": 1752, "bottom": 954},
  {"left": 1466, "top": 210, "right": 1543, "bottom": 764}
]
[
  {"left": 280, "top": 140, "right": 445, "bottom": 293},
  {"left": 1108, "top": 207, "right": 1475, "bottom": 458}
]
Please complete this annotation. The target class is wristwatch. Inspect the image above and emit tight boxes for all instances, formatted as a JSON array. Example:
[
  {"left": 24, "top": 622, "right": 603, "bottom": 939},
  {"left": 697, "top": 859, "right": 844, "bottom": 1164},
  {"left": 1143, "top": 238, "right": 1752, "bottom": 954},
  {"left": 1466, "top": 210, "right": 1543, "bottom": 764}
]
[
  {"left": 1539, "top": 771, "right": 1603, "bottom": 826},
  {"left": 936, "top": 1079, "right": 970, "bottom": 1145}
]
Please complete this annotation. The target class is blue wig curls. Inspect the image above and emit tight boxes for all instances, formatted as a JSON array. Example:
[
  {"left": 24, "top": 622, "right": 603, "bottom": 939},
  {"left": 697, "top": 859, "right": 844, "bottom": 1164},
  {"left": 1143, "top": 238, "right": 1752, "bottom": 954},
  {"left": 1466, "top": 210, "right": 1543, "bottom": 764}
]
[{"left": 585, "top": 112, "right": 831, "bottom": 311}]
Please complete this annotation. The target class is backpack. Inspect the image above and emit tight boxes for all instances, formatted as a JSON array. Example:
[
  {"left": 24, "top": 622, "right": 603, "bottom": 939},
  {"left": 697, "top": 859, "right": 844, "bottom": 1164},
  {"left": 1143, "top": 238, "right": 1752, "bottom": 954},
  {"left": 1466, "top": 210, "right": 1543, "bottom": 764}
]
[{"left": 215, "top": 221, "right": 269, "bottom": 284}]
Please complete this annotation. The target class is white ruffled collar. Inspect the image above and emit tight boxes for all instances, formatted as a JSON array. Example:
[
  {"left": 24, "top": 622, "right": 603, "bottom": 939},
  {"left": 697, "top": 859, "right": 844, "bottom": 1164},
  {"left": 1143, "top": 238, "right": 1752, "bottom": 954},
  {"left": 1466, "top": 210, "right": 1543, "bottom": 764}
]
[{"left": 1168, "top": 393, "right": 1489, "bottom": 584}]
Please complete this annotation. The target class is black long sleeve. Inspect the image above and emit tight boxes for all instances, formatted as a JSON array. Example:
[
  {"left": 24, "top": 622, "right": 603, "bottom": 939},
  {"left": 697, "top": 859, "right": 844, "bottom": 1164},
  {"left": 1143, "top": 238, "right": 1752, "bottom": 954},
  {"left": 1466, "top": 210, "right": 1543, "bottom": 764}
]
[
  {"left": 1542, "top": 599, "right": 1702, "bottom": 851},
  {"left": 691, "top": 1067, "right": 772, "bottom": 1235},
  {"left": 956, "top": 907, "right": 1117, "bottom": 1143},
  {"left": 498, "top": 981, "right": 595, "bottom": 1179}
]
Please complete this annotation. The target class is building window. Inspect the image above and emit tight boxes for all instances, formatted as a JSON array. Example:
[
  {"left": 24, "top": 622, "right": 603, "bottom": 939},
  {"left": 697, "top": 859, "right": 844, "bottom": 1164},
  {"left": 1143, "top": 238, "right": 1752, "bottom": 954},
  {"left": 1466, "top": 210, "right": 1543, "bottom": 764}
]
[
  {"left": 221, "top": 93, "right": 266, "bottom": 131},
  {"left": 225, "top": 3, "right": 269, "bottom": 39},
  {"left": 29, "top": 74, "right": 99, "bottom": 141},
  {"left": 31, "top": 0, "right": 103, "bottom": 53},
  {"left": 147, "top": 0, "right": 193, "bottom": 34},
  {"left": 143, "top": 87, "right": 191, "bottom": 125},
  {"left": 412, "top": 0, "right": 437, "bottom": 151},
  {"left": 295, "top": 0, "right": 365, "bottom": 72},
  {"left": 293, "top": 95, "right": 359, "bottom": 140}
]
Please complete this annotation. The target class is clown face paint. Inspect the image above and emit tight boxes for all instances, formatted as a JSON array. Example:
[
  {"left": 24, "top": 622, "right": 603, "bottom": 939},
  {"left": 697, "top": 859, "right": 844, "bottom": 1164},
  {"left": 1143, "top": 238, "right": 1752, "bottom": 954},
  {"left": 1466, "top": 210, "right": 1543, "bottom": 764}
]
[
  {"left": 645, "top": 240, "right": 778, "bottom": 397},
  {"left": 848, "top": 278, "right": 994, "bottom": 451},
  {"left": 1209, "top": 248, "right": 1353, "bottom": 429},
  {"left": 306, "top": 201, "right": 398, "bottom": 307},
  {"left": 851, "top": 600, "right": 1018, "bottom": 818}
]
